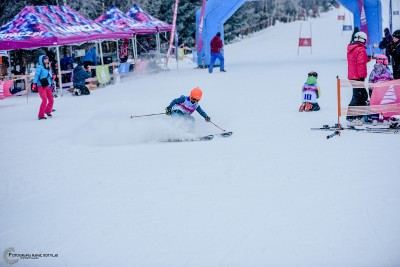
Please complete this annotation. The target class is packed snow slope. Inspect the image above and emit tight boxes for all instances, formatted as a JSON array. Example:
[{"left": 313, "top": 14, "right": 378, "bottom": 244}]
[{"left": 1, "top": 9, "right": 399, "bottom": 267}]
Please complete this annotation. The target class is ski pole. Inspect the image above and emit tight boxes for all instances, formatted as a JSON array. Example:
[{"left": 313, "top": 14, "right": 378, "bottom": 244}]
[
  {"left": 210, "top": 120, "right": 226, "bottom": 132},
  {"left": 130, "top": 113, "right": 165, "bottom": 118}
]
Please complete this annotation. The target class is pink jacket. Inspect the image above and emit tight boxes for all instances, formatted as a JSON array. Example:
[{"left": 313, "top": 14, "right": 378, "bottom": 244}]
[{"left": 347, "top": 42, "right": 368, "bottom": 80}]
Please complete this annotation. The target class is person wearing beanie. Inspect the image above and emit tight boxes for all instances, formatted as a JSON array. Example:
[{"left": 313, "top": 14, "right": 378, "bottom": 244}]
[
  {"left": 299, "top": 71, "right": 321, "bottom": 112},
  {"left": 32, "top": 55, "right": 54, "bottom": 120},
  {"left": 72, "top": 61, "right": 91, "bottom": 96},
  {"left": 208, "top": 32, "right": 226, "bottom": 73},
  {"left": 379, "top": 28, "right": 394, "bottom": 64},
  {"left": 388, "top": 29, "right": 400, "bottom": 79}
]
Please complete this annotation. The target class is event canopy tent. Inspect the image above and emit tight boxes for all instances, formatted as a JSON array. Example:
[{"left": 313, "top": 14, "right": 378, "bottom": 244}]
[
  {"left": 0, "top": 5, "right": 132, "bottom": 51},
  {"left": 126, "top": 4, "right": 172, "bottom": 33},
  {"left": 95, "top": 6, "right": 157, "bottom": 35}
]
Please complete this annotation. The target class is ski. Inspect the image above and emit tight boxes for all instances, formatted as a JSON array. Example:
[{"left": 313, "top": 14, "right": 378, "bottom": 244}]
[
  {"left": 161, "top": 131, "right": 232, "bottom": 143},
  {"left": 312, "top": 124, "right": 400, "bottom": 136},
  {"left": 216, "top": 131, "right": 233, "bottom": 137},
  {"left": 162, "top": 135, "right": 214, "bottom": 143}
]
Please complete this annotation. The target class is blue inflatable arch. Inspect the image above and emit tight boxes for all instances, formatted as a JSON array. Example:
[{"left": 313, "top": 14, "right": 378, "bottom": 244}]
[
  {"left": 337, "top": 0, "right": 383, "bottom": 56},
  {"left": 196, "top": 0, "right": 246, "bottom": 67}
]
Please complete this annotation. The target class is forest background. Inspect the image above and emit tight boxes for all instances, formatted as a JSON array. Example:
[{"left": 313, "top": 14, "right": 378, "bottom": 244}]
[{"left": 0, "top": 0, "right": 336, "bottom": 46}]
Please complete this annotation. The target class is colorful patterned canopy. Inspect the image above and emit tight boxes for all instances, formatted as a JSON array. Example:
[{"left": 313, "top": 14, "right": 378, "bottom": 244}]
[
  {"left": 0, "top": 5, "right": 132, "bottom": 50},
  {"left": 96, "top": 6, "right": 157, "bottom": 35},
  {"left": 126, "top": 4, "right": 172, "bottom": 33}
]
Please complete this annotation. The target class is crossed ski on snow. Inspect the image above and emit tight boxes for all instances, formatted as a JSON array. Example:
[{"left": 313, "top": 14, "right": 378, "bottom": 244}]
[{"left": 311, "top": 123, "right": 400, "bottom": 139}]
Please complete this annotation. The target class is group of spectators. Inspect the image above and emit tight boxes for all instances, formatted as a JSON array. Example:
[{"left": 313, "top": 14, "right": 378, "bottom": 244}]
[{"left": 346, "top": 27, "right": 400, "bottom": 126}]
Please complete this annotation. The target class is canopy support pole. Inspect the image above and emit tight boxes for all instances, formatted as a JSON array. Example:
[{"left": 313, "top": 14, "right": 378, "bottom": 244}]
[
  {"left": 56, "top": 46, "right": 63, "bottom": 96},
  {"left": 156, "top": 32, "right": 161, "bottom": 53},
  {"left": 99, "top": 40, "right": 104, "bottom": 65},
  {"left": 116, "top": 40, "right": 119, "bottom": 62}
]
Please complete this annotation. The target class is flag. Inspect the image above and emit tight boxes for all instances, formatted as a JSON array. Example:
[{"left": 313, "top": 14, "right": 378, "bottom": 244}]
[
  {"left": 358, "top": 0, "right": 370, "bottom": 44},
  {"left": 175, "top": 27, "right": 179, "bottom": 62},
  {"left": 166, "top": 0, "right": 179, "bottom": 65},
  {"left": 0, "top": 80, "right": 13, "bottom": 100},
  {"left": 370, "top": 83, "right": 400, "bottom": 117},
  {"left": 197, "top": 0, "right": 207, "bottom": 54}
]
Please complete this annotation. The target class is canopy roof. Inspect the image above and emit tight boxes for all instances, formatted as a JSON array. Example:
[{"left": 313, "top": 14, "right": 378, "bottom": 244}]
[
  {"left": 95, "top": 6, "right": 157, "bottom": 35},
  {"left": 126, "top": 4, "right": 172, "bottom": 33},
  {"left": 0, "top": 5, "right": 132, "bottom": 50}
]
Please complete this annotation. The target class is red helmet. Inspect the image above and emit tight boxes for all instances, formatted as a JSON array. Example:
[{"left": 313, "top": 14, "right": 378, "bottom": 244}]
[
  {"left": 190, "top": 87, "right": 202, "bottom": 101},
  {"left": 376, "top": 54, "right": 388, "bottom": 65}
]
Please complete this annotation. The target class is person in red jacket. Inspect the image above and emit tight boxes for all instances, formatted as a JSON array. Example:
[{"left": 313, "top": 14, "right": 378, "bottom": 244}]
[
  {"left": 346, "top": 31, "right": 369, "bottom": 125},
  {"left": 208, "top": 32, "right": 226, "bottom": 73}
]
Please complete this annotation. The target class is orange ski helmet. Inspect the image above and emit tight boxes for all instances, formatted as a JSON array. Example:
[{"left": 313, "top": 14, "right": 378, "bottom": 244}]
[{"left": 190, "top": 87, "right": 202, "bottom": 101}]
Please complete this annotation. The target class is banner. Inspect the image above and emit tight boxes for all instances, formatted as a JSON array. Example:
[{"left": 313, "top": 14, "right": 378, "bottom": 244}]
[
  {"left": 370, "top": 84, "right": 400, "bottom": 117},
  {"left": 118, "top": 63, "right": 130, "bottom": 75},
  {"left": 0, "top": 80, "right": 14, "bottom": 100},
  {"left": 342, "top": 25, "right": 353, "bottom": 31},
  {"left": 95, "top": 66, "right": 111, "bottom": 85},
  {"left": 358, "top": 0, "right": 370, "bottom": 44},
  {"left": 166, "top": 0, "right": 179, "bottom": 65},
  {"left": 299, "top": 38, "right": 312, "bottom": 47},
  {"left": 197, "top": 0, "right": 207, "bottom": 54}
]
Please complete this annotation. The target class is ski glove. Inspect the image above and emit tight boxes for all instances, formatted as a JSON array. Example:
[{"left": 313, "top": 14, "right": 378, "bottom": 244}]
[
  {"left": 165, "top": 107, "right": 172, "bottom": 116},
  {"left": 205, "top": 116, "right": 211, "bottom": 122},
  {"left": 32, "top": 83, "right": 37, "bottom": 91}
]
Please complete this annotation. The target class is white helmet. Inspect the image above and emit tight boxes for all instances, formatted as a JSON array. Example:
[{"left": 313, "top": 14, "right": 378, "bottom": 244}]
[{"left": 354, "top": 31, "right": 367, "bottom": 43}]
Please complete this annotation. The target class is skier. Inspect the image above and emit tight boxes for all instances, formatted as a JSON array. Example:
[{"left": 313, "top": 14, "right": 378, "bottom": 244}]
[
  {"left": 299, "top": 71, "right": 321, "bottom": 112},
  {"left": 165, "top": 87, "right": 211, "bottom": 127}
]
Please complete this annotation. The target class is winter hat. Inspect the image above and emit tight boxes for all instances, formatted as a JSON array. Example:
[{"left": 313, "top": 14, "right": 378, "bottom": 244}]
[
  {"left": 384, "top": 28, "right": 390, "bottom": 35},
  {"left": 306, "top": 76, "right": 317, "bottom": 85},
  {"left": 393, "top": 29, "right": 400, "bottom": 39},
  {"left": 216, "top": 32, "right": 221, "bottom": 37}
]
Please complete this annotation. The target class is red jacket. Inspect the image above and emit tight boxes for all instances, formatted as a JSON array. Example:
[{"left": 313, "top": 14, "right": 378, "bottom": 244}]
[
  {"left": 347, "top": 42, "right": 368, "bottom": 80},
  {"left": 210, "top": 35, "right": 223, "bottom": 53}
]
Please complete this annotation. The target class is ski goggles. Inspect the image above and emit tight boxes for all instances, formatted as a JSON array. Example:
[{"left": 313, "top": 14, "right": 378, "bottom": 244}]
[
  {"left": 376, "top": 57, "right": 388, "bottom": 65},
  {"left": 190, "top": 97, "right": 199, "bottom": 103},
  {"left": 308, "top": 71, "right": 318, "bottom": 78}
]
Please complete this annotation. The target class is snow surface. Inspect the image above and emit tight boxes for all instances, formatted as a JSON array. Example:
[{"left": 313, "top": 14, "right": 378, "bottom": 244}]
[{"left": 1, "top": 9, "right": 400, "bottom": 267}]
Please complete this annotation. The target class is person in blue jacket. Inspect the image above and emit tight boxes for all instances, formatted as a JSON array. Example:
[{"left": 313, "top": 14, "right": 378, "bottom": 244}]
[
  {"left": 73, "top": 61, "right": 91, "bottom": 96},
  {"left": 165, "top": 87, "right": 211, "bottom": 127},
  {"left": 82, "top": 46, "right": 97, "bottom": 76},
  {"left": 32, "top": 55, "right": 54, "bottom": 120}
]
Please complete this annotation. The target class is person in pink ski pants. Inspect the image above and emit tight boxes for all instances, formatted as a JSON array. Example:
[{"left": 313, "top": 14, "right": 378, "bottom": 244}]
[{"left": 32, "top": 55, "right": 54, "bottom": 120}]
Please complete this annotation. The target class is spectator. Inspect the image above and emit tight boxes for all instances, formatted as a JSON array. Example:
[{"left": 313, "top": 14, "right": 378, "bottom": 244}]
[
  {"left": 60, "top": 52, "right": 74, "bottom": 84},
  {"left": 72, "top": 61, "right": 91, "bottom": 96},
  {"left": 299, "top": 71, "right": 321, "bottom": 112},
  {"left": 209, "top": 32, "right": 226, "bottom": 73},
  {"left": 379, "top": 28, "right": 394, "bottom": 64},
  {"left": 388, "top": 29, "right": 400, "bottom": 79},
  {"left": 346, "top": 31, "right": 369, "bottom": 125},
  {"left": 82, "top": 46, "right": 97, "bottom": 77},
  {"left": 350, "top": 27, "right": 360, "bottom": 44},
  {"left": 368, "top": 55, "right": 394, "bottom": 125},
  {"left": 32, "top": 55, "right": 54, "bottom": 120},
  {"left": 60, "top": 52, "right": 74, "bottom": 71},
  {"left": 119, "top": 39, "right": 129, "bottom": 63}
]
